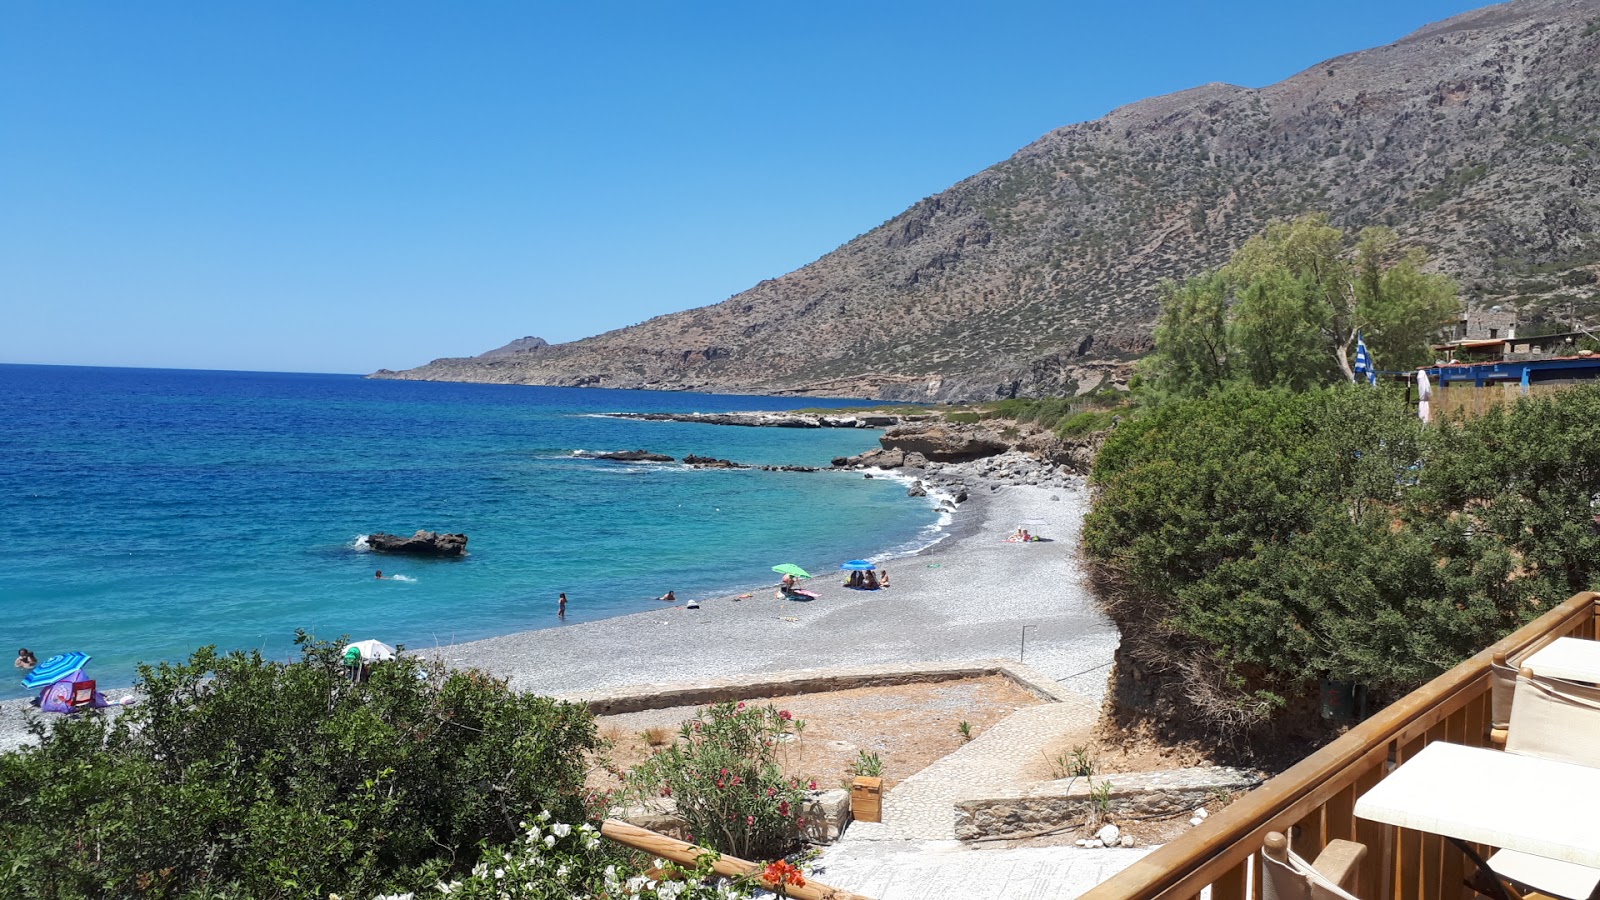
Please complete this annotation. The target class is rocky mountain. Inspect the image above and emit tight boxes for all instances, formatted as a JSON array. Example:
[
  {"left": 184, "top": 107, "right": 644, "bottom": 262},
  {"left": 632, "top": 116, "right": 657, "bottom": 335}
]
[
  {"left": 375, "top": 0, "right": 1600, "bottom": 401},
  {"left": 477, "top": 336, "right": 548, "bottom": 357}
]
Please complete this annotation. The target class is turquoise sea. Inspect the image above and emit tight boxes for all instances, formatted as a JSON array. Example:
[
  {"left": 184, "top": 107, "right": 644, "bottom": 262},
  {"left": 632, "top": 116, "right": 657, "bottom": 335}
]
[{"left": 0, "top": 365, "right": 943, "bottom": 696}]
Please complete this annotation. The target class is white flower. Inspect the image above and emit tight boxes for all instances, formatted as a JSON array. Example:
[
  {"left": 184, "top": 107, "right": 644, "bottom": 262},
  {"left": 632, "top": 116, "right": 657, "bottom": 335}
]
[
  {"left": 544, "top": 835, "right": 556, "bottom": 848},
  {"left": 494, "top": 867, "right": 505, "bottom": 880},
  {"left": 537, "top": 809, "right": 552, "bottom": 822},
  {"left": 552, "top": 822, "right": 572, "bottom": 838}
]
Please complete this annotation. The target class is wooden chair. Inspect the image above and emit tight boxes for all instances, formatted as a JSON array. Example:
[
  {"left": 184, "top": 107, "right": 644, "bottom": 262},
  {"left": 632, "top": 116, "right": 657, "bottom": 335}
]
[
  {"left": 1262, "top": 831, "right": 1367, "bottom": 900},
  {"left": 1480, "top": 669, "right": 1600, "bottom": 900}
]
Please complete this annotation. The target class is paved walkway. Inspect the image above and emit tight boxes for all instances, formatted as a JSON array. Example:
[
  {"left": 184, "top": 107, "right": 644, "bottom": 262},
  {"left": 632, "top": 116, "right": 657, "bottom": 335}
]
[
  {"left": 812, "top": 839, "right": 1150, "bottom": 900},
  {"left": 851, "top": 691, "right": 1102, "bottom": 841}
]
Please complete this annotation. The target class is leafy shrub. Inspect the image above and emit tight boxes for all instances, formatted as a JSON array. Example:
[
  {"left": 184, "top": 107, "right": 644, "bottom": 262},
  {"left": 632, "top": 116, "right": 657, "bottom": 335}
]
[
  {"left": 1085, "top": 384, "right": 1600, "bottom": 741},
  {"left": 626, "top": 703, "right": 811, "bottom": 861},
  {"left": 0, "top": 633, "right": 599, "bottom": 899},
  {"left": 1056, "top": 409, "right": 1118, "bottom": 437}
]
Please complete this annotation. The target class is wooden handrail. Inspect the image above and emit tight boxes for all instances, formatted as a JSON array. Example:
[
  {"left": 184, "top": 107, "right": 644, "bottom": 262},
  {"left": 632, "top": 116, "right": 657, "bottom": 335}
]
[
  {"left": 1080, "top": 590, "right": 1600, "bottom": 900},
  {"left": 600, "top": 819, "right": 873, "bottom": 900}
]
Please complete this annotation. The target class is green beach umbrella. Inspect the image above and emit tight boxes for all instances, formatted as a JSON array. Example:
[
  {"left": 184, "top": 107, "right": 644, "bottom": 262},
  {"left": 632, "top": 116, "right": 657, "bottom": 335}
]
[{"left": 772, "top": 563, "right": 812, "bottom": 579}]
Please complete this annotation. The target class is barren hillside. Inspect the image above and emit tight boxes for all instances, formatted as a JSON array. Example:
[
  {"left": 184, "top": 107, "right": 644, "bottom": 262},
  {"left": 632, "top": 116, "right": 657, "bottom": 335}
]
[{"left": 376, "top": 0, "right": 1600, "bottom": 400}]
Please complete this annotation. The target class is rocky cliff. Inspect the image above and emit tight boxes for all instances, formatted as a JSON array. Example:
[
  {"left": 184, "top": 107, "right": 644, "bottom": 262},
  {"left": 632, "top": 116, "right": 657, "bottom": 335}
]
[{"left": 376, "top": 0, "right": 1600, "bottom": 400}]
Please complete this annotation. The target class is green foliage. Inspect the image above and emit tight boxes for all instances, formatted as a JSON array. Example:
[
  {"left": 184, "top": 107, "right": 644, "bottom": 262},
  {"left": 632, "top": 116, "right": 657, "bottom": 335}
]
[
  {"left": 626, "top": 702, "right": 812, "bottom": 861},
  {"left": 0, "top": 633, "right": 599, "bottom": 899},
  {"left": 850, "top": 750, "right": 884, "bottom": 778},
  {"left": 427, "top": 814, "right": 750, "bottom": 900},
  {"left": 1086, "top": 384, "right": 1600, "bottom": 738},
  {"left": 1143, "top": 215, "right": 1459, "bottom": 396},
  {"left": 1057, "top": 409, "right": 1120, "bottom": 438}
]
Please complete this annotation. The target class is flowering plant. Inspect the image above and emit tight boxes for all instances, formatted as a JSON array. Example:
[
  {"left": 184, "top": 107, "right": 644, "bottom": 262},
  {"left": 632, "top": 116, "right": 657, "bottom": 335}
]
[
  {"left": 414, "top": 811, "right": 749, "bottom": 900},
  {"left": 627, "top": 702, "right": 813, "bottom": 860},
  {"left": 759, "top": 859, "right": 807, "bottom": 897}
]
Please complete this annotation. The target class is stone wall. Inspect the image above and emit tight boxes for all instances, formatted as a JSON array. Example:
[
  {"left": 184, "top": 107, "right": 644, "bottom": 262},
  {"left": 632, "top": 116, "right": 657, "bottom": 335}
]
[{"left": 953, "top": 766, "right": 1263, "bottom": 841}]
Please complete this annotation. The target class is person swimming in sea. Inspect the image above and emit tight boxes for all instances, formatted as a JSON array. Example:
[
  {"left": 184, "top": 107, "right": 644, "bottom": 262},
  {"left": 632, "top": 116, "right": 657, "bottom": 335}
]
[
  {"left": 15, "top": 648, "right": 38, "bottom": 673},
  {"left": 375, "top": 570, "right": 384, "bottom": 579},
  {"left": 658, "top": 590, "right": 676, "bottom": 603}
]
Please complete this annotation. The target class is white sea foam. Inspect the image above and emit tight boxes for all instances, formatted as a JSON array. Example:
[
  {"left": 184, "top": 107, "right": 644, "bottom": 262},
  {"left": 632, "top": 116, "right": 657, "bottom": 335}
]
[
  {"left": 389, "top": 574, "right": 417, "bottom": 582},
  {"left": 849, "top": 467, "right": 960, "bottom": 561},
  {"left": 352, "top": 534, "right": 371, "bottom": 552}
]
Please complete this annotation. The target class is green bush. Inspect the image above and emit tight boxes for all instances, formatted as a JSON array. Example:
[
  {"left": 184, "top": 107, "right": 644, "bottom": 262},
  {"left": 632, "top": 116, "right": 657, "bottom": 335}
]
[
  {"left": 1085, "top": 384, "right": 1600, "bottom": 740},
  {"left": 626, "top": 702, "right": 812, "bottom": 861},
  {"left": 1056, "top": 409, "right": 1118, "bottom": 438},
  {"left": 0, "top": 633, "right": 599, "bottom": 899}
]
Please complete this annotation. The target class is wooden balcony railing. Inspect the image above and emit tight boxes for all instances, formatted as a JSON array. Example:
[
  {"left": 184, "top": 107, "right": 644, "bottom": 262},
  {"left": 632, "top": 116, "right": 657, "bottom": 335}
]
[{"left": 1081, "top": 590, "right": 1600, "bottom": 900}]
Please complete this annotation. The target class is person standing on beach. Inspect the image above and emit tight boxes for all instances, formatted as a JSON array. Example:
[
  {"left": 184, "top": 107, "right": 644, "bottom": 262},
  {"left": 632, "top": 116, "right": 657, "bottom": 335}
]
[{"left": 558, "top": 592, "right": 567, "bottom": 619}]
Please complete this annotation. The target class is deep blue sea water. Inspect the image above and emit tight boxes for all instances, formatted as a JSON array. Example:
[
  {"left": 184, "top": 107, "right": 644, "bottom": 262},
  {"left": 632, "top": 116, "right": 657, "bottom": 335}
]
[{"left": 0, "top": 365, "right": 943, "bottom": 695}]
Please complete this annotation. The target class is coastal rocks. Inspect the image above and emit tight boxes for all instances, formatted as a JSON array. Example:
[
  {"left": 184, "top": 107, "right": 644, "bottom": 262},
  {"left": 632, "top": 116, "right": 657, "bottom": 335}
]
[
  {"left": 606, "top": 411, "right": 932, "bottom": 429},
  {"left": 593, "top": 449, "right": 676, "bottom": 462},
  {"left": 366, "top": 530, "right": 468, "bottom": 557},
  {"left": 831, "top": 447, "right": 906, "bottom": 469},
  {"left": 880, "top": 424, "right": 1008, "bottom": 463},
  {"left": 907, "top": 481, "right": 927, "bottom": 498},
  {"left": 683, "top": 454, "right": 748, "bottom": 469}
]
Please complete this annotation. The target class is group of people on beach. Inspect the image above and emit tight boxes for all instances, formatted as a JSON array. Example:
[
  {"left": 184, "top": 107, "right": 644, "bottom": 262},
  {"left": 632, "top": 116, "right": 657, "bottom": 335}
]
[{"left": 843, "top": 569, "right": 888, "bottom": 590}]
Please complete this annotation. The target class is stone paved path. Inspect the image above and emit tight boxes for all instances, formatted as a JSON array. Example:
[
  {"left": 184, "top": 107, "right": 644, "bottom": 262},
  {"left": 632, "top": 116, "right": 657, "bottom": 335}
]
[
  {"left": 811, "top": 839, "right": 1150, "bottom": 900},
  {"left": 853, "top": 691, "right": 1102, "bottom": 841}
]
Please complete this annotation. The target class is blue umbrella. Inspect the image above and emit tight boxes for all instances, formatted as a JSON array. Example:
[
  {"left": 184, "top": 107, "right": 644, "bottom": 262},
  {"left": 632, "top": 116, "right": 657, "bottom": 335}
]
[
  {"left": 839, "top": 560, "right": 876, "bottom": 571},
  {"left": 22, "top": 652, "right": 90, "bottom": 689}
]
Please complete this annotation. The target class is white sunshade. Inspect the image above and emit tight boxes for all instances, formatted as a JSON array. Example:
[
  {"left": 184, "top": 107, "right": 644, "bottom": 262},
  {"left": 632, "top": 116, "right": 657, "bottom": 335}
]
[{"left": 344, "top": 639, "right": 397, "bottom": 662}]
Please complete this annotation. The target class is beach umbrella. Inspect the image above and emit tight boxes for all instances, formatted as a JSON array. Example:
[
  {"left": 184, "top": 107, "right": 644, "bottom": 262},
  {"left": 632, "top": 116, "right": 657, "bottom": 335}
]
[
  {"left": 22, "top": 651, "right": 90, "bottom": 689},
  {"left": 771, "top": 564, "right": 812, "bottom": 579},
  {"left": 343, "top": 639, "right": 397, "bottom": 662},
  {"left": 839, "top": 560, "right": 876, "bottom": 571}
]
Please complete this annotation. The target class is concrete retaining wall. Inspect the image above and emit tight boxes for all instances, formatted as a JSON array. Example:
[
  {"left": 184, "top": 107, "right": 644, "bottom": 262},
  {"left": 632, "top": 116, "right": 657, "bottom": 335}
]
[{"left": 566, "top": 659, "right": 1076, "bottom": 716}]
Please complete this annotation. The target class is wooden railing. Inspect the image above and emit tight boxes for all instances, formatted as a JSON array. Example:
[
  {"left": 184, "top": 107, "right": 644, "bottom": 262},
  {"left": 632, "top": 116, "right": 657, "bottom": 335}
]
[
  {"left": 1080, "top": 591, "right": 1600, "bottom": 900},
  {"left": 600, "top": 819, "right": 873, "bottom": 900}
]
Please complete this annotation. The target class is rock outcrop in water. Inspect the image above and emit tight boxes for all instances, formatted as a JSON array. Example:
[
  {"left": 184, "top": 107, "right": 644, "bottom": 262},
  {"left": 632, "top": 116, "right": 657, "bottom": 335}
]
[
  {"left": 367, "top": 530, "right": 469, "bottom": 557},
  {"left": 593, "top": 449, "right": 676, "bottom": 462}
]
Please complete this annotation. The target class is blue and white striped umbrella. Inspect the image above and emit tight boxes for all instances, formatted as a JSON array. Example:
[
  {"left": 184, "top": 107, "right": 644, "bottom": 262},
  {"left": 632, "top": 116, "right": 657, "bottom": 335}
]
[{"left": 22, "top": 652, "right": 91, "bottom": 689}]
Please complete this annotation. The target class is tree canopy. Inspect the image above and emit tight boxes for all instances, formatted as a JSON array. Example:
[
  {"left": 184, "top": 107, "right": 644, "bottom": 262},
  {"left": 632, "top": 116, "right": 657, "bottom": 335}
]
[
  {"left": 1085, "top": 383, "right": 1600, "bottom": 742},
  {"left": 1145, "top": 215, "right": 1459, "bottom": 395}
]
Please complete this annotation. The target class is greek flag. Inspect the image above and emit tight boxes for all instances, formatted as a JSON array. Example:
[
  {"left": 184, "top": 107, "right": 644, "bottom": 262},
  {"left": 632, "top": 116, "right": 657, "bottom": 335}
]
[{"left": 1353, "top": 333, "right": 1377, "bottom": 385}]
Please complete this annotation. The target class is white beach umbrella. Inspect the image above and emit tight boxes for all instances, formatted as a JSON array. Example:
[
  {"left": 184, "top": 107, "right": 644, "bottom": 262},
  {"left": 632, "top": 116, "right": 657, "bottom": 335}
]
[
  {"left": 343, "top": 639, "right": 397, "bottom": 662},
  {"left": 1417, "top": 370, "right": 1433, "bottom": 424}
]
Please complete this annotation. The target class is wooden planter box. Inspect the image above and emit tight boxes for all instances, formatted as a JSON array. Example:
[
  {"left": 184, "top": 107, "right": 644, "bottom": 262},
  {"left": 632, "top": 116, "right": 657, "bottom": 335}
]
[{"left": 850, "top": 776, "right": 883, "bottom": 823}]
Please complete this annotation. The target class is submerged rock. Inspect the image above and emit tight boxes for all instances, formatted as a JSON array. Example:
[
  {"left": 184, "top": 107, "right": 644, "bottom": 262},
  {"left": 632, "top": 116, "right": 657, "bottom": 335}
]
[
  {"left": 683, "top": 454, "right": 749, "bottom": 469},
  {"left": 594, "top": 449, "right": 676, "bottom": 462},
  {"left": 367, "top": 530, "right": 468, "bottom": 557}
]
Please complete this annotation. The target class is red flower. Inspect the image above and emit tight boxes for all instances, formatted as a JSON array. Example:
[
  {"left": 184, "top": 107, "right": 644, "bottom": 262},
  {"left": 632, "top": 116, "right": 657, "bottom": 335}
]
[
  {"left": 779, "top": 800, "right": 790, "bottom": 816},
  {"left": 808, "top": 780, "right": 817, "bottom": 790},
  {"left": 779, "top": 709, "right": 792, "bottom": 720},
  {"left": 762, "top": 860, "right": 806, "bottom": 889}
]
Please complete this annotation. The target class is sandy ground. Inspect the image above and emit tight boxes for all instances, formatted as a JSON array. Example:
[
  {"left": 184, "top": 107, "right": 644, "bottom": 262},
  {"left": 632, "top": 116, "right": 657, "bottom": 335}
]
[{"left": 0, "top": 475, "right": 1120, "bottom": 751}]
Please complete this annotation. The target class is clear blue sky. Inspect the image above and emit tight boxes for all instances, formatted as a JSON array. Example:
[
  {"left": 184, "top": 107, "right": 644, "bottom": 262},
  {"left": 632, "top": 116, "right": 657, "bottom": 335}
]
[{"left": 1, "top": 0, "right": 1486, "bottom": 374}]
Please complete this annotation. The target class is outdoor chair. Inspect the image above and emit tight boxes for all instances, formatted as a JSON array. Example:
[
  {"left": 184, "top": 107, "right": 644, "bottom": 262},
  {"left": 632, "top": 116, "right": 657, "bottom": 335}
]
[
  {"left": 1262, "top": 831, "right": 1367, "bottom": 900},
  {"left": 1481, "top": 669, "right": 1600, "bottom": 900},
  {"left": 68, "top": 679, "right": 97, "bottom": 708}
]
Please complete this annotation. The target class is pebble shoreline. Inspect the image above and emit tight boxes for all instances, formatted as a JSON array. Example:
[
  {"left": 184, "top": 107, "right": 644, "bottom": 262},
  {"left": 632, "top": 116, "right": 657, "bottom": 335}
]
[{"left": 0, "top": 461, "right": 1120, "bottom": 750}]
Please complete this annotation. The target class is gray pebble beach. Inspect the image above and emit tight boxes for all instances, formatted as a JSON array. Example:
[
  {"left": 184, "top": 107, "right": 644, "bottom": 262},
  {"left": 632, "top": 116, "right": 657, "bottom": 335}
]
[{"left": 1, "top": 472, "right": 1120, "bottom": 750}]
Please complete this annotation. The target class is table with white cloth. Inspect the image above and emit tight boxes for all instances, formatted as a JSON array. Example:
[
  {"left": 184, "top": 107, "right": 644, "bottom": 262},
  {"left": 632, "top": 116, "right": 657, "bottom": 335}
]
[
  {"left": 1524, "top": 637, "right": 1600, "bottom": 683},
  {"left": 1354, "top": 741, "right": 1600, "bottom": 899}
]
